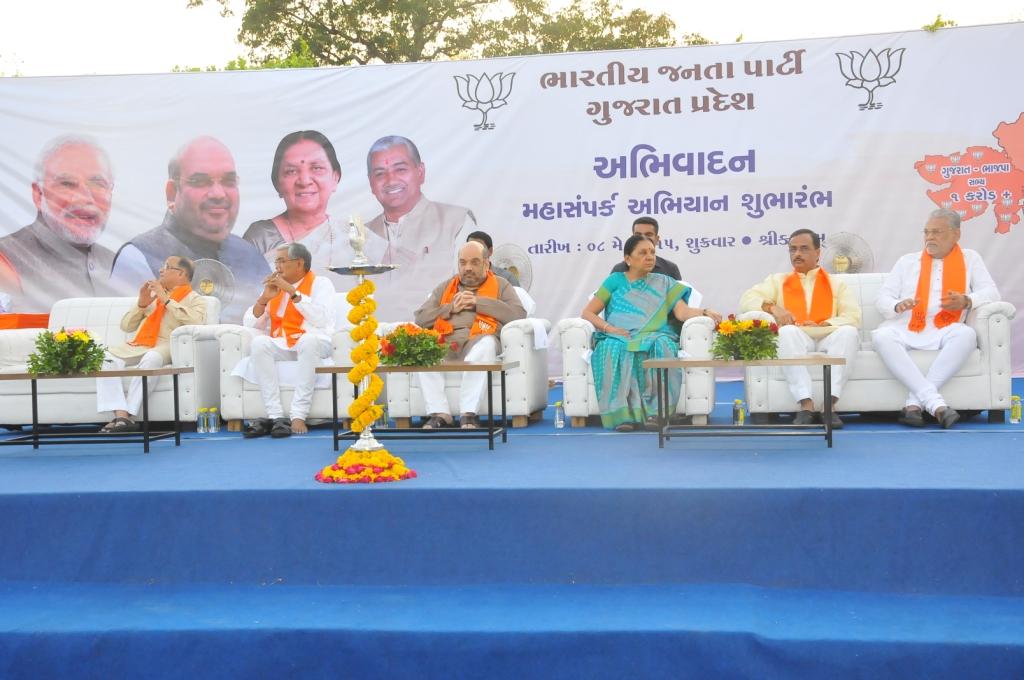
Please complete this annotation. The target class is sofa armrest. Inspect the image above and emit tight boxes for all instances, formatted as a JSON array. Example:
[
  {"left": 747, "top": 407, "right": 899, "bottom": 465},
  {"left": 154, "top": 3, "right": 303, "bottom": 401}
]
[
  {"left": 680, "top": 316, "right": 716, "bottom": 358},
  {"left": 500, "top": 318, "right": 552, "bottom": 414},
  {"left": 972, "top": 301, "right": 1017, "bottom": 323},
  {"left": 0, "top": 328, "right": 44, "bottom": 369}
]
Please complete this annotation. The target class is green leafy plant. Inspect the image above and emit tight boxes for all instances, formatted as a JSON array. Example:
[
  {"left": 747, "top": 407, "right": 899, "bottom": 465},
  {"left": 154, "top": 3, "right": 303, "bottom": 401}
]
[
  {"left": 27, "top": 328, "right": 107, "bottom": 375},
  {"left": 711, "top": 315, "right": 779, "bottom": 361},
  {"left": 379, "top": 324, "right": 450, "bottom": 367}
]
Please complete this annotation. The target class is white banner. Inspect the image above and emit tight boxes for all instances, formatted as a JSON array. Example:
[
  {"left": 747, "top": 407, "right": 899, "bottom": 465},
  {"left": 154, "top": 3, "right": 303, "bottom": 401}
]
[{"left": 0, "top": 24, "right": 1021, "bottom": 373}]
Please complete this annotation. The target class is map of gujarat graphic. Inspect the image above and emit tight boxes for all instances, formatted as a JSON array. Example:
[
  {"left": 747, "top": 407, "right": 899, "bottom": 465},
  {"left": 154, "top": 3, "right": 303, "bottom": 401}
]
[{"left": 915, "top": 112, "right": 1024, "bottom": 234}]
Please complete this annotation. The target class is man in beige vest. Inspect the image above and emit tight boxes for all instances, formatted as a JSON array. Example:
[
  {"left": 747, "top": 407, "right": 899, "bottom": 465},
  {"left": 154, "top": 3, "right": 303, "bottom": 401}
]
[
  {"left": 97, "top": 255, "right": 206, "bottom": 432},
  {"left": 365, "top": 135, "right": 477, "bottom": 320}
]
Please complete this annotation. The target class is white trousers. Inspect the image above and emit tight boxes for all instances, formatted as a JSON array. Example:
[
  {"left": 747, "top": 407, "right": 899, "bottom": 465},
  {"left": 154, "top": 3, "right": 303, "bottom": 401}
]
[
  {"left": 418, "top": 336, "right": 498, "bottom": 416},
  {"left": 96, "top": 350, "right": 165, "bottom": 416},
  {"left": 871, "top": 323, "right": 976, "bottom": 414},
  {"left": 251, "top": 334, "right": 332, "bottom": 421},
  {"left": 777, "top": 325, "right": 860, "bottom": 405}
]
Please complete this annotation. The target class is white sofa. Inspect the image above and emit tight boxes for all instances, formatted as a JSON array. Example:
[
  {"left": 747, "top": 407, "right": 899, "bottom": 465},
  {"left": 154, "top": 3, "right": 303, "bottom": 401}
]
[
  {"left": 555, "top": 316, "right": 718, "bottom": 426},
  {"left": 216, "top": 292, "right": 356, "bottom": 429},
  {"left": 0, "top": 296, "right": 221, "bottom": 425},
  {"left": 742, "top": 272, "right": 1017, "bottom": 421}
]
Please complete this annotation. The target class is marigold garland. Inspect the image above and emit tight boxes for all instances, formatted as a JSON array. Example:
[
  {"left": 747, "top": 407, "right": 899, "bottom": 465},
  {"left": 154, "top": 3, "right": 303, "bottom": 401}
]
[
  {"left": 316, "top": 277, "right": 418, "bottom": 485},
  {"left": 315, "top": 447, "right": 417, "bottom": 484}
]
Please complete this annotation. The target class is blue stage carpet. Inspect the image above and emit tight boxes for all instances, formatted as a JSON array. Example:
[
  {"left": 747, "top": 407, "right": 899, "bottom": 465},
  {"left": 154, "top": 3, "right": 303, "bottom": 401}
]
[{"left": 1, "top": 379, "right": 1022, "bottom": 678}]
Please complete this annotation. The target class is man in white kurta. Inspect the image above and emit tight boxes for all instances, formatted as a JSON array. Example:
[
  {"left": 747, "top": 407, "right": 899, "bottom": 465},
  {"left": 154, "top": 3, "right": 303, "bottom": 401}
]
[
  {"left": 872, "top": 209, "right": 999, "bottom": 428},
  {"left": 97, "top": 255, "right": 206, "bottom": 432},
  {"left": 242, "top": 243, "right": 336, "bottom": 438},
  {"left": 739, "top": 229, "right": 861, "bottom": 427}
]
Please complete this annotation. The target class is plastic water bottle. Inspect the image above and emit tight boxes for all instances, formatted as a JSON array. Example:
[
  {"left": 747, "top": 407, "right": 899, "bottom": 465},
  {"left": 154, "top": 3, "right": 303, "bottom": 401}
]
[
  {"left": 208, "top": 407, "right": 220, "bottom": 433},
  {"left": 732, "top": 399, "right": 746, "bottom": 426},
  {"left": 554, "top": 401, "right": 565, "bottom": 429},
  {"left": 197, "top": 407, "right": 209, "bottom": 433},
  {"left": 1011, "top": 396, "right": 1022, "bottom": 425}
]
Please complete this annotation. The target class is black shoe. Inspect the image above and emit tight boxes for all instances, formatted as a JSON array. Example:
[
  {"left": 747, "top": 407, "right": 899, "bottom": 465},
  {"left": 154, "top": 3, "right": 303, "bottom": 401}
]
[
  {"left": 270, "top": 417, "right": 292, "bottom": 438},
  {"left": 243, "top": 417, "right": 273, "bottom": 438},
  {"left": 898, "top": 407, "right": 925, "bottom": 428},
  {"left": 936, "top": 407, "right": 960, "bottom": 429},
  {"left": 793, "top": 410, "right": 817, "bottom": 426},
  {"left": 614, "top": 423, "right": 636, "bottom": 433},
  {"left": 826, "top": 411, "right": 844, "bottom": 429}
]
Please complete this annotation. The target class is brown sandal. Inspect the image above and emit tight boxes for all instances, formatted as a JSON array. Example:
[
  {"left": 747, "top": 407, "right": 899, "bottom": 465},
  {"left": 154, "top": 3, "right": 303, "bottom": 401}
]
[{"left": 423, "top": 414, "right": 451, "bottom": 429}]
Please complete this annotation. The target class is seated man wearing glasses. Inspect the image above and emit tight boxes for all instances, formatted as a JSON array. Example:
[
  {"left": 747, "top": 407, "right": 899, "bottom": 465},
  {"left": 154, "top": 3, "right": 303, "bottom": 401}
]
[
  {"left": 97, "top": 255, "right": 206, "bottom": 433},
  {"left": 110, "top": 136, "right": 269, "bottom": 323},
  {"left": 739, "top": 228, "right": 861, "bottom": 428},
  {"left": 872, "top": 208, "right": 999, "bottom": 429},
  {"left": 240, "top": 243, "right": 336, "bottom": 439}
]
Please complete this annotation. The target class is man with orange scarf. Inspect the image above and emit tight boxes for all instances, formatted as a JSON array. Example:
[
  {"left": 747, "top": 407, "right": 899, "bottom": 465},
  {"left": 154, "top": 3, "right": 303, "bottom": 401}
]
[
  {"left": 242, "top": 243, "right": 336, "bottom": 438},
  {"left": 413, "top": 240, "right": 526, "bottom": 429},
  {"left": 97, "top": 255, "right": 205, "bottom": 433},
  {"left": 740, "top": 229, "right": 861, "bottom": 427},
  {"left": 873, "top": 209, "right": 999, "bottom": 428}
]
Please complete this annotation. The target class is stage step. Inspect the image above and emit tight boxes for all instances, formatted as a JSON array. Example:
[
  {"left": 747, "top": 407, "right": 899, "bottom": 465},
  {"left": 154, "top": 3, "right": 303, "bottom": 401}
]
[
  {"left": 1, "top": 581, "right": 1021, "bottom": 679},
  {"left": 3, "top": 485, "right": 1023, "bottom": 597}
]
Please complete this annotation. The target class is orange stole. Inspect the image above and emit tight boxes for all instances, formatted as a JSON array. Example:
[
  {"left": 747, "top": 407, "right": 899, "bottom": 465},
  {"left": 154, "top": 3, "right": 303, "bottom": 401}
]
[
  {"left": 909, "top": 245, "right": 966, "bottom": 332},
  {"left": 130, "top": 284, "right": 193, "bottom": 347},
  {"left": 434, "top": 271, "right": 500, "bottom": 340},
  {"left": 781, "top": 268, "right": 833, "bottom": 324},
  {"left": 269, "top": 272, "right": 316, "bottom": 348}
]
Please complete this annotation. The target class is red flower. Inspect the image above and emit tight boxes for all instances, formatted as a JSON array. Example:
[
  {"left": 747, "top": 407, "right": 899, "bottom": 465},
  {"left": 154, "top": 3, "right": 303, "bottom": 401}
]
[
  {"left": 381, "top": 340, "right": 395, "bottom": 356},
  {"left": 752, "top": 319, "right": 762, "bottom": 328},
  {"left": 436, "top": 336, "right": 446, "bottom": 345},
  {"left": 728, "top": 314, "right": 736, "bottom": 321},
  {"left": 770, "top": 322, "right": 779, "bottom": 334},
  {"left": 450, "top": 341, "right": 459, "bottom": 351}
]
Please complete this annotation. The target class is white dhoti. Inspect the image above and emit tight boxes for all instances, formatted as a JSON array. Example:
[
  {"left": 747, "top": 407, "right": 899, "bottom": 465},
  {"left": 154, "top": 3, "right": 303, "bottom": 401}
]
[
  {"left": 250, "top": 333, "right": 332, "bottom": 421},
  {"left": 871, "top": 323, "right": 976, "bottom": 415},
  {"left": 96, "top": 350, "right": 165, "bottom": 416},
  {"left": 776, "top": 325, "right": 860, "bottom": 405},
  {"left": 417, "top": 335, "right": 499, "bottom": 416}
]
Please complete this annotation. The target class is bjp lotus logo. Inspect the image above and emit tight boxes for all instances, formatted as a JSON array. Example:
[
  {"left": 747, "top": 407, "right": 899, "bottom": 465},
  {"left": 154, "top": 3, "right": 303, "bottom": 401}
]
[
  {"left": 835, "top": 48, "right": 906, "bottom": 110},
  {"left": 454, "top": 72, "right": 516, "bottom": 131}
]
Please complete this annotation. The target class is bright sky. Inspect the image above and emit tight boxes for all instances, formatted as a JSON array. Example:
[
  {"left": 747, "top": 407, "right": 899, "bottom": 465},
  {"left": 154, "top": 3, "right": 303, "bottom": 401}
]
[{"left": 1, "top": 0, "right": 1021, "bottom": 77}]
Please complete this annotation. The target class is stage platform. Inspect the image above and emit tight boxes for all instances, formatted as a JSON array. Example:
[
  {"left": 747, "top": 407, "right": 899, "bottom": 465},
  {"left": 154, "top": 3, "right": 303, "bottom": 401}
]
[{"left": 1, "top": 380, "right": 1022, "bottom": 679}]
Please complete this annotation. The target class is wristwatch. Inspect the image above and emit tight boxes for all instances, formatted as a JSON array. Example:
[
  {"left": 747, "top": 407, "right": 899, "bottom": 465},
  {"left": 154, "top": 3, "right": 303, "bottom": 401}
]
[{"left": 291, "top": 292, "right": 301, "bottom": 303}]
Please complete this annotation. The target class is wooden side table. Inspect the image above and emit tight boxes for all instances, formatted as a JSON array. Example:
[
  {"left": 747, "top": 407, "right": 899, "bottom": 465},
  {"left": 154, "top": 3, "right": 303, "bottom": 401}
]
[
  {"left": 643, "top": 357, "right": 847, "bottom": 448},
  {"left": 317, "top": 361, "right": 519, "bottom": 451},
  {"left": 0, "top": 366, "right": 194, "bottom": 453}
]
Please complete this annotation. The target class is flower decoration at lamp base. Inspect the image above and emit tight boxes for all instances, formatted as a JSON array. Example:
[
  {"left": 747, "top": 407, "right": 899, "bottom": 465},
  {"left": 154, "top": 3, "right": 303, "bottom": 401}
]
[
  {"left": 27, "top": 327, "right": 106, "bottom": 375},
  {"left": 315, "top": 277, "right": 417, "bottom": 485},
  {"left": 711, "top": 315, "right": 780, "bottom": 361}
]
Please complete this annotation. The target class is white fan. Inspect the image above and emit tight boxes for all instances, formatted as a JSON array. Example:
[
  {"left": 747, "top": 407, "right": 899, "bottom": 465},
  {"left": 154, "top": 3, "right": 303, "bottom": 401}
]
[
  {"left": 821, "top": 232, "right": 875, "bottom": 274},
  {"left": 491, "top": 243, "right": 533, "bottom": 291},
  {"left": 191, "top": 258, "right": 236, "bottom": 307}
]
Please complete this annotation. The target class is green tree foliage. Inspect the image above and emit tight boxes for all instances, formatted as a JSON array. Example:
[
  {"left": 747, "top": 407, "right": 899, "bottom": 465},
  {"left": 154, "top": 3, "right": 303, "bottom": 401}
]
[
  {"left": 922, "top": 14, "right": 957, "bottom": 32},
  {"left": 476, "top": 0, "right": 691, "bottom": 58},
  {"left": 186, "top": 0, "right": 706, "bottom": 67}
]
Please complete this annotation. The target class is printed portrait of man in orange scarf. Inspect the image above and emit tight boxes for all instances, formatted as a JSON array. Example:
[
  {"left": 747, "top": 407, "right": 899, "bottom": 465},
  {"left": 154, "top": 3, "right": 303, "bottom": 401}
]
[
  {"left": 413, "top": 240, "right": 526, "bottom": 430},
  {"left": 740, "top": 228, "right": 862, "bottom": 428},
  {"left": 873, "top": 208, "right": 1000, "bottom": 429}
]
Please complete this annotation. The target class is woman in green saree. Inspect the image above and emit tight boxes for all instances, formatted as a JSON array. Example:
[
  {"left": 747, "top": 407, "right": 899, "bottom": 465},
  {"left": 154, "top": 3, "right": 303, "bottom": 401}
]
[{"left": 581, "top": 234, "right": 722, "bottom": 432}]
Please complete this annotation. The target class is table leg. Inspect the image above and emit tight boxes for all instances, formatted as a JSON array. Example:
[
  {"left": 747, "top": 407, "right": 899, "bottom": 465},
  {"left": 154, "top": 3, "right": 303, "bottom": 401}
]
[
  {"left": 173, "top": 373, "right": 181, "bottom": 446},
  {"left": 656, "top": 367, "right": 665, "bottom": 449},
  {"left": 142, "top": 376, "right": 150, "bottom": 454},
  {"left": 823, "top": 364, "right": 833, "bottom": 448},
  {"left": 486, "top": 369, "right": 494, "bottom": 451},
  {"left": 31, "top": 378, "right": 39, "bottom": 450},
  {"left": 500, "top": 369, "right": 507, "bottom": 444},
  {"left": 331, "top": 373, "right": 339, "bottom": 452}
]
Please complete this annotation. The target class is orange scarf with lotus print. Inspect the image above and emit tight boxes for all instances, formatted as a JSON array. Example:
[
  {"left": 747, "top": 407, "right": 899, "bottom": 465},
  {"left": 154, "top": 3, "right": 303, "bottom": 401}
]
[{"left": 434, "top": 271, "right": 499, "bottom": 340}]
